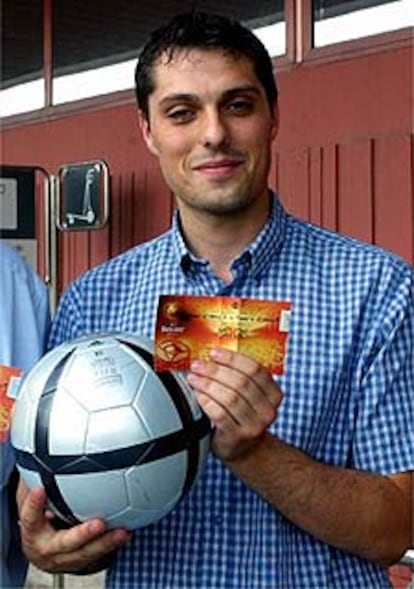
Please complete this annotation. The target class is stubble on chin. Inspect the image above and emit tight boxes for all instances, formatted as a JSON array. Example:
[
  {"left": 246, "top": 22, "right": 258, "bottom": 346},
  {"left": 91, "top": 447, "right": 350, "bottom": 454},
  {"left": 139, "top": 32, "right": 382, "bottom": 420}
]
[{"left": 177, "top": 182, "right": 256, "bottom": 217}]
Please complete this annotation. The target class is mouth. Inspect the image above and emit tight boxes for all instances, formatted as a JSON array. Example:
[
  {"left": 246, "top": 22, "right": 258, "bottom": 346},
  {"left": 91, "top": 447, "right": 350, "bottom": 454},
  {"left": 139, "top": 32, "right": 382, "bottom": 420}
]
[{"left": 192, "top": 158, "right": 244, "bottom": 179}]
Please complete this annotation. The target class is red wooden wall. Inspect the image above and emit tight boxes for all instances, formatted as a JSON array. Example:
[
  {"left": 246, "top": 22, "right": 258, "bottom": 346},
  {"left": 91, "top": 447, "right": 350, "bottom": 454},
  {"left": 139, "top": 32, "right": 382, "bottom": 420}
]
[{"left": 1, "top": 42, "right": 413, "bottom": 297}]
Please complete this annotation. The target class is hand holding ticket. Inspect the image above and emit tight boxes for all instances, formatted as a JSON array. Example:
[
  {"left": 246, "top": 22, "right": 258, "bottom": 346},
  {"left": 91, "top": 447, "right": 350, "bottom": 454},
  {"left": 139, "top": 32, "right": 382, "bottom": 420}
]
[{"left": 154, "top": 295, "right": 292, "bottom": 374}]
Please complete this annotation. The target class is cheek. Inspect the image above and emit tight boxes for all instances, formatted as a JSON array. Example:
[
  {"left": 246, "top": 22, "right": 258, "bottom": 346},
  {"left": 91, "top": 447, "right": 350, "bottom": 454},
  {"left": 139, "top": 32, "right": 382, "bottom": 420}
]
[
  {"left": 155, "top": 132, "right": 193, "bottom": 167},
  {"left": 156, "top": 141, "right": 192, "bottom": 188}
]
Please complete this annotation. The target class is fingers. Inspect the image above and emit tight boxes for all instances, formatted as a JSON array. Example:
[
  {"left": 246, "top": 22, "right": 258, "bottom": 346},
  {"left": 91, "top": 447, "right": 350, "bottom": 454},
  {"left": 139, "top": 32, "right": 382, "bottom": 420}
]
[
  {"left": 18, "top": 485, "right": 132, "bottom": 574},
  {"left": 188, "top": 347, "right": 281, "bottom": 413},
  {"left": 187, "top": 348, "right": 283, "bottom": 461},
  {"left": 16, "top": 477, "right": 30, "bottom": 512},
  {"left": 36, "top": 523, "right": 130, "bottom": 573},
  {"left": 19, "top": 486, "right": 48, "bottom": 533}
]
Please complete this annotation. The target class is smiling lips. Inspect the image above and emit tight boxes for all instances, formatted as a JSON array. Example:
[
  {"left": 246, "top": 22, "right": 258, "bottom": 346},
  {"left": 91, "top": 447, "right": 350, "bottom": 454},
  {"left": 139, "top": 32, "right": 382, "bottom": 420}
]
[{"left": 192, "top": 158, "right": 244, "bottom": 179}]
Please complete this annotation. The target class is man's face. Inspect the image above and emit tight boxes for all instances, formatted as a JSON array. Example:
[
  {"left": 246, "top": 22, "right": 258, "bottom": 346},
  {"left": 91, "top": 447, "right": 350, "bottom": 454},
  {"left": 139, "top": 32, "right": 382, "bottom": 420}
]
[{"left": 139, "top": 48, "right": 278, "bottom": 217}]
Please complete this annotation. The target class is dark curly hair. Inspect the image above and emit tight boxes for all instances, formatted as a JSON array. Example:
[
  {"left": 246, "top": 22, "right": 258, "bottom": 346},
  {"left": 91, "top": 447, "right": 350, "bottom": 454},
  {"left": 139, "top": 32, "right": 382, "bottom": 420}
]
[{"left": 135, "top": 11, "right": 278, "bottom": 121}]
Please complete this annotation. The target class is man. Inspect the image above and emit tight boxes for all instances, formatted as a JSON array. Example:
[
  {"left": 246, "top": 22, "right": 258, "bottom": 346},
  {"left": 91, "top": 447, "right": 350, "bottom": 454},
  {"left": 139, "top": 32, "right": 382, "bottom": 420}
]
[
  {"left": 16, "top": 12, "right": 413, "bottom": 588},
  {"left": 0, "top": 242, "right": 50, "bottom": 587}
]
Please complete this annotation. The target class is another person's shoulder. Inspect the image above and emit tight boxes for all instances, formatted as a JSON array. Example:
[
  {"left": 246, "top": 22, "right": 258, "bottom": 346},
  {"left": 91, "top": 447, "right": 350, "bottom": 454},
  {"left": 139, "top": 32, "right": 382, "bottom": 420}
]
[
  {"left": 0, "top": 241, "right": 47, "bottom": 294},
  {"left": 0, "top": 241, "right": 30, "bottom": 273}
]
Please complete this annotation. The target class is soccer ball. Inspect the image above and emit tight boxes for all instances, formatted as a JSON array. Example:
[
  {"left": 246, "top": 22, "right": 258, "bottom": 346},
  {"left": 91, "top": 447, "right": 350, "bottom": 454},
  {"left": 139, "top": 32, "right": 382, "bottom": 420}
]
[{"left": 10, "top": 332, "right": 211, "bottom": 530}]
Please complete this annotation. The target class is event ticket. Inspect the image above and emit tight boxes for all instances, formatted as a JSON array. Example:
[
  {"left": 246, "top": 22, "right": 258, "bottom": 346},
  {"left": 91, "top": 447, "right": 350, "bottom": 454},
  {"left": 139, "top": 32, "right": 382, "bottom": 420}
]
[
  {"left": 0, "top": 365, "right": 22, "bottom": 442},
  {"left": 155, "top": 295, "right": 292, "bottom": 374}
]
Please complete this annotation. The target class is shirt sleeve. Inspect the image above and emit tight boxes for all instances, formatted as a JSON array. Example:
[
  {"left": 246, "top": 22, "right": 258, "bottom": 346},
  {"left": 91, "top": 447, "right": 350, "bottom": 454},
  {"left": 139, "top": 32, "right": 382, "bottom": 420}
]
[
  {"left": 353, "top": 262, "right": 414, "bottom": 474},
  {"left": 48, "top": 279, "right": 87, "bottom": 349},
  {"left": 0, "top": 247, "right": 50, "bottom": 372}
]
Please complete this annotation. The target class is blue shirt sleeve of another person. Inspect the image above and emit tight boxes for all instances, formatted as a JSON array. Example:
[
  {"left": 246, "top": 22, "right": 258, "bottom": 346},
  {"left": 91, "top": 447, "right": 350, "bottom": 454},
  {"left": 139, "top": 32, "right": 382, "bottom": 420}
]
[{"left": 0, "top": 243, "right": 50, "bottom": 589}]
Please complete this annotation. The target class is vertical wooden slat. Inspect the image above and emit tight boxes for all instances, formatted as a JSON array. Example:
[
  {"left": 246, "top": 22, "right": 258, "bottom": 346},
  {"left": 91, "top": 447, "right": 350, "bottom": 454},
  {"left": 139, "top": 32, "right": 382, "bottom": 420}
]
[
  {"left": 321, "top": 144, "right": 338, "bottom": 231},
  {"left": 119, "top": 171, "right": 134, "bottom": 253},
  {"left": 278, "top": 147, "right": 311, "bottom": 220},
  {"left": 310, "top": 146, "right": 322, "bottom": 225},
  {"left": 337, "top": 139, "right": 374, "bottom": 243},
  {"left": 110, "top": 173, "right": 123, "bottom": 257},
  {"left": 145, "top": 161, "right": 174, "bottom": 237},
  {"left": 373, "top": 133, "right": 413, "bottom": 263},
  {"left": 89, "top": 223, "right": 110, "bottom": 271}
]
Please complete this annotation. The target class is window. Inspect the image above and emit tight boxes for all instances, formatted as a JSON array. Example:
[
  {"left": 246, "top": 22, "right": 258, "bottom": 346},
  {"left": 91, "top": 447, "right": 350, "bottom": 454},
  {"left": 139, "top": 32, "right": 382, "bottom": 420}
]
[
  {"left": 52, "top": 1, "right": 286, "bottom": 104},
  {"left": 1, "top": 1, "right": 286, "bottom": 114},
  {"left": 3, "top": 0, "right": 412, "bottom": 118},
  {"left": 313, "top": 0, "right": 414, "bottom": 47},
  {"left": 0, "top": 0, "right": 44, "bottom": 116}
]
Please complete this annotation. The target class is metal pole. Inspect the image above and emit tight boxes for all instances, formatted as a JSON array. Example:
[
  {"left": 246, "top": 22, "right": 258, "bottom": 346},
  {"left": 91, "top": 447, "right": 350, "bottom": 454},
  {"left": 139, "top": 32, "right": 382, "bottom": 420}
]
[
  {"left": 52, "top": 572, "right": 65, "bottom": 589},
  {"left": 45, "top": 173, "right": 62, "bottom": 588},
  {"left": 47, "top": 174, "right": 59, "bottom": 314}
]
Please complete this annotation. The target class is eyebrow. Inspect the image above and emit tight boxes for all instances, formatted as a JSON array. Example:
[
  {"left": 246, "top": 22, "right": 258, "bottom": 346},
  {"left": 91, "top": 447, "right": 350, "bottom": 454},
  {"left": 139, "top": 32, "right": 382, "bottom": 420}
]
[
  {"left": 158, "top": 85, "right": 262, "bottom": 107},
  {"left": 222, "top": 85, "right": 262, "bottom": 100}
]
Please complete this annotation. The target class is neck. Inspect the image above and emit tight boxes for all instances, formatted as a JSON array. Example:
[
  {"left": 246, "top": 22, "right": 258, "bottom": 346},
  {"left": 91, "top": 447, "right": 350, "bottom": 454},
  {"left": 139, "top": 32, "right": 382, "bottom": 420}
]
[{"left": 178, "top": 198, "right": 271, "bottom": 282}]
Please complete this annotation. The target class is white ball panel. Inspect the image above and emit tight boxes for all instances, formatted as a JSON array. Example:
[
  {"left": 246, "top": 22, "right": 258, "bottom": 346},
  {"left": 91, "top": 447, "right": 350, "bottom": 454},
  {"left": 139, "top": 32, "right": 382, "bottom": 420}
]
[
  {"left": 106, "top": 505, "right": 168, "bottom": 530},
  {"left": 125, "top": 453, "right": 186, "bottom": 510},
  {"left": 48, "top": 389, "right": 89, "bottom": 454},
  {"left": 10, "top": 391, "right": 38, "bottom": 452},
  {"left": 18, "top": 467, "right": 43, "bottom": 490},
  {"left": 133, "top": 372, "right": 182, "bottom": 437},
  {"left": 60, "top": 345, "right": 145, "bottom": 411},
  {"left": 56, "top": 470, "right": 128, "bottom": 520},
  {"left": 22, "top": 344, "right": 77, "bottom": 403},
  {"left": 86, "top": 405, "right": 148, "bottom": 452}
]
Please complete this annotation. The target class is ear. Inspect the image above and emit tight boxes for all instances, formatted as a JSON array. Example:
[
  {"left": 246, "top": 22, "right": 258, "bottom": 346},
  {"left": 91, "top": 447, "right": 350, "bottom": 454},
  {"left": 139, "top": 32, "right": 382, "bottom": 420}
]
[{"left": 138, "top": 110, "right": 159, "bottom": 156}]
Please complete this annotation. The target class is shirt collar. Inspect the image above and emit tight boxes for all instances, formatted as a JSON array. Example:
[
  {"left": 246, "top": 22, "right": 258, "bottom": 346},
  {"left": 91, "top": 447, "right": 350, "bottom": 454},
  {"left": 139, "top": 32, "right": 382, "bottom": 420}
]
[{"left": 171, "top": 192, "right": 287, "bottom": 279}]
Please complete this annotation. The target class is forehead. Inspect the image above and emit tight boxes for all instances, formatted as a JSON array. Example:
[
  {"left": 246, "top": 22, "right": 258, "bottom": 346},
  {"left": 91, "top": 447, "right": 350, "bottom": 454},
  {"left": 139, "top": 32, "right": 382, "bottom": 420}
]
[{"left": 150, "top": 48, "right": 262, "bottom": 99}]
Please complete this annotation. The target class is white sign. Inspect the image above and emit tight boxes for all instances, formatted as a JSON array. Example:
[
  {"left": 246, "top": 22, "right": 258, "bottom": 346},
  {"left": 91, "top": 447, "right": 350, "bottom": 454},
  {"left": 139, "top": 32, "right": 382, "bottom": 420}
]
[{"left": 0, "top": 178, "right": 18, "bottom": 230}]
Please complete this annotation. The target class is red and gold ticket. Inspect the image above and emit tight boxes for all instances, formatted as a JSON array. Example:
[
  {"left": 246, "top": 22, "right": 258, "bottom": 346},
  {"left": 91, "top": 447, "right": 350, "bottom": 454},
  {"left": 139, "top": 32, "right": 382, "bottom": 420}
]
[
  {"left": 0, "top": 365, "right": 22, "bottom": 442},
  {"left": 155, "top": 295, "right": 292, "bottom": 374}
]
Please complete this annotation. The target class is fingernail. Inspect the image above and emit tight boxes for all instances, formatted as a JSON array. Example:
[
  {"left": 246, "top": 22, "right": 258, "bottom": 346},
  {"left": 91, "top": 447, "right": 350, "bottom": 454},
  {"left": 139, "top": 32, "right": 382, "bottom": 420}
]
[
  {"left": 187, "top": 373, "right": 200, "bottom": 387},
  {"left": 113, "top": 529, "right": 133, "bottom": 544},
  {"left": 88, "top": 519, "right": 106, "bottom": 534},
  {"left": 190, "top": 360, "right": 204, "bottom": 371}
]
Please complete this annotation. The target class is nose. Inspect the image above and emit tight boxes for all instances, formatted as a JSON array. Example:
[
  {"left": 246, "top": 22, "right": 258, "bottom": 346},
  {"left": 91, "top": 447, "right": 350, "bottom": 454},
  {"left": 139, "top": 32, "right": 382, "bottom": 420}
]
[{"left": 201, "top": 109, "right": 229, "bottom": 150}]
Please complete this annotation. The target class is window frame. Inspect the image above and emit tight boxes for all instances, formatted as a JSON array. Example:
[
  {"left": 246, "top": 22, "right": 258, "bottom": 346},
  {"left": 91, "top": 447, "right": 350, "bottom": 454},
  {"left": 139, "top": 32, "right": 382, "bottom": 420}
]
[{"left": 1, "top": 0, "right": 412, "bottom": 128}]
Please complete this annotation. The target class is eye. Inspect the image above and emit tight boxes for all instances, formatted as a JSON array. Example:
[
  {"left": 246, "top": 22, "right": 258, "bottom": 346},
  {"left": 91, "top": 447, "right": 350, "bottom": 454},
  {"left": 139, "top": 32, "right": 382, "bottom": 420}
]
[
  {"left": 166, "top": 106, "right": 195, "bottom": 124},
  {"left": 226, "top": 99, "right": 253, "bottom": 115}
]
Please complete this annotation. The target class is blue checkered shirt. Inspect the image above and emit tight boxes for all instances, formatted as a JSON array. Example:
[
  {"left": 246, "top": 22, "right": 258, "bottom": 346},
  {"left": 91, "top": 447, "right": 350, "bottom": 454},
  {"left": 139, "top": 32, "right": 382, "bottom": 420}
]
[{"left": 49, "top": 196, "right": 414, "bottom": 588}]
